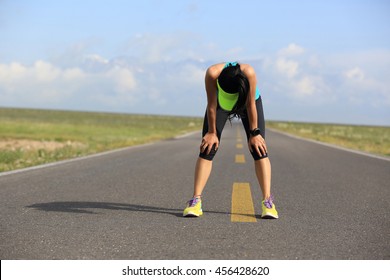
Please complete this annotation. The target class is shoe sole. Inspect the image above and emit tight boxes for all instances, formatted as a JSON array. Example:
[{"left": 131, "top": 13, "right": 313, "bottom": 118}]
[
  {"left": 261, "top": 214, "right": 278, "bottom": 219},
  {"left": 183, "top": 211, "right": 203, "bottom": 217}
]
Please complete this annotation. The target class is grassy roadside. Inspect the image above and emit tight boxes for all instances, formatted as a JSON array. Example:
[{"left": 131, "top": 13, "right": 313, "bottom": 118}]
[
  {"left": 266, "top": 121, "right": 390, "bottom": 158},
  {"left": 0, "top": 108, "right": 203, "bottom": 172},
  {"left": 1, "top": 108, "right": 388, "bottom": 172}
]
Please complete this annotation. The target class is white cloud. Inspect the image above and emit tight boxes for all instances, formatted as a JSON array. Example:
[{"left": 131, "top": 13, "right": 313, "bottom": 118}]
[
  {"left": 0, "top": 54, "right": 205, "bottom": 115},
  {"left": 63, "top": 68, "right": 85, "bottom": 80},
  {"left": 126, "top": 33, "right": 196, "bottom": 63},
  {"left": 107, "top": 66, "right": 137, "bottom": 93},
  {"left": 33, "top": 60, "right": 61, "bottom": 82},
  {"left": 173, "top": 63, "right": 204, "bottom": 87},
  {"left": 123, "top": 32, "right": 247, "bottom": 64},
  {"left": 275, "top": 57, "right": 299, "bottom": 78},
  {"left": 1, "top": 41, "right": 389, "bottom": 124},
  {"left": 341, "top": 66, "right": 390, "bottom": 106},
  {"left": 279, "top": 43, "right": 305, "bottom": 56},
  {"left": 0, "top": 62, "right": 27, "bottom": 81},
  {"left": 84, "top": 54, "right": 109, "bottom": 64},
  {"left": 259, "top": 45, "right": 390, "bottom": 124},
  {"left": 0, "top": 59, "right": 140, "bottom": 111},
  {"left": 265, "top": 45, "right": 332, "bottom": 102},
  {"left": 344, "top": 67, "right": 365, "bottom": 80},
  {"left": 294, "top": 76, "right": 315, "bottom": 97}
]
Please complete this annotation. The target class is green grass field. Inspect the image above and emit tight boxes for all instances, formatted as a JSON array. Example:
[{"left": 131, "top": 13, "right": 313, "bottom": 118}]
[
  {"left": 1, "top": 108, "right": 389, "bottom": 172},
  {"left": 0, "top": 108, "right": 203, "bottom": 172},
  {"left": 266, "top": 121, "right": 390, "bottom": 157}
]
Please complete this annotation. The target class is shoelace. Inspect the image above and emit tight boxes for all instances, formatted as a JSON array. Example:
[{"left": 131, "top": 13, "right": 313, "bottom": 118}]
[
  {"left": 263, "top": 195, "right": 274, "bottom": 209},
  {"left": 188, "top": 197, "right": 200, "bottom": 207}
]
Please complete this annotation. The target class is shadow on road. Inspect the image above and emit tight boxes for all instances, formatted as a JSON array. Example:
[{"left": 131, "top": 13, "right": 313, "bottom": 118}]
[{"left": 26, "top": 201, "right": 229, "bottom": 218}]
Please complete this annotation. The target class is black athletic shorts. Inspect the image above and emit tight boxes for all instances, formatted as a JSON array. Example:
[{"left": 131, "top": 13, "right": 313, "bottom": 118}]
[{"left": 199, "top": 97, "right": 267, "bottom": 161}]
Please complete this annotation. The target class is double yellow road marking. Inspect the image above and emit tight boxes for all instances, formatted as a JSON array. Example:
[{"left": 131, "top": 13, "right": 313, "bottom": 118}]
[{"left": 231, "top": 127, "right": 257, "bottom": 223}]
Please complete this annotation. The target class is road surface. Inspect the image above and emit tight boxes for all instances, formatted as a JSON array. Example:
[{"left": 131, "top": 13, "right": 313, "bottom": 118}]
[{"left": 0, "top": 123, "right": 389, "bottom": 259}]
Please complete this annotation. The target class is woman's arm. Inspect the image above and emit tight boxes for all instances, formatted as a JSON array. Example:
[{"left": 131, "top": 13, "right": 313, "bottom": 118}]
[
  {"left": 243, "top": 65, "right": 267, "bottom": 157},
  {"left": 243, "top": 65, "right": 258, "bottom": 131},
  {"left": 204, "top": 65, "right": 219, "bottom": 134},
  {"left": 200, "top": 64, "right": 223, "bottom": 155}
]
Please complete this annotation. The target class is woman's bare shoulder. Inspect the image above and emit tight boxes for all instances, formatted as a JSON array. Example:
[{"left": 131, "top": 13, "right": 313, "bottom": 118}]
[
  {"left": 206, "top": 63, "right": 225, "bottom": 79},
  {"left": 240, "top": 63, "right": 256, "bottom": 77}
]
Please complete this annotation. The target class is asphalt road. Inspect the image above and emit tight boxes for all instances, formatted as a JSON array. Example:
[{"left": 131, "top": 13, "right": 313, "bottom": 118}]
[{"left": 0, "top": 123, "right": 389, "bottom": 260}]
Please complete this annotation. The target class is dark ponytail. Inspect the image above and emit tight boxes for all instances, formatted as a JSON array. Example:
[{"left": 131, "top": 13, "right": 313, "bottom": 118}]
[{"left": 217, "top": 63, "right": 250, "bottom": 119}]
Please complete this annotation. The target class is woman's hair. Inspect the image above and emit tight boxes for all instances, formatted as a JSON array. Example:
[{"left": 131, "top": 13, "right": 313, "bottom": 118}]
[{"left": 217, "top": 62, "right": 250, "bottom": 118}]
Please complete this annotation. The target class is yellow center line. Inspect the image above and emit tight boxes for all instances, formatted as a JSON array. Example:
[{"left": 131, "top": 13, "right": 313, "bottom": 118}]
[
  {"left": 236, "top": 143, "right": 243, "bottom": 149},
  {"left": 235, "top": 154, "right": 245, "bottom": 163},
  {"left": 231, "top": 183, "right": 257, "bottom": 222}
]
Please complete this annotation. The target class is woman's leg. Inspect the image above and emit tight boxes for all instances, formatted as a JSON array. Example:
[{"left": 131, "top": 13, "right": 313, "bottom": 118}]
[
  {"left": 241, "top": 97, "right": 272, "bottom": 200},
  {"left": 193, "top": 157, "right": 213, "bottom": 197},
  {"left": 254, "top": 157, "right": 272, "bottom": 200},
  {"left": 192, "top": 108, "right": 229, "bottom": 198}
]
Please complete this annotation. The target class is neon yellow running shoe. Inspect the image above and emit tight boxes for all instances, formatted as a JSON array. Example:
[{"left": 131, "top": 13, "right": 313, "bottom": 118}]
[
  {"left": 183, "top": 197, "right": 203, "bottom": 217},
  {"left": 261, "top": 196, "right": 279, "bottom": 219}
]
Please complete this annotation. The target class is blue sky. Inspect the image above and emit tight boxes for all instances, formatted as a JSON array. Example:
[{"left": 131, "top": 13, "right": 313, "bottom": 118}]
[{"left": 0, "top": 0, "right": 389, "bottom": 125}]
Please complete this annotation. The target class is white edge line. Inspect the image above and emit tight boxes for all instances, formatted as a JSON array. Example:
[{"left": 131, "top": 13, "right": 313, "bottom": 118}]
[
  {"left": 173, "top": 130, "right": 201, "bottom": 140},
  {"left": 267, "top": 128, "right": 390, "bottom": 162},
  {"left": 0, "top": 130, "right": 201, "bottom": 177}
]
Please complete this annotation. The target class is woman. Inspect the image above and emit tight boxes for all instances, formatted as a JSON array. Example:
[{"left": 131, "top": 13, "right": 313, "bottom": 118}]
[{"left": 183, "top": 62, "right": 278, "bottom": 219}]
